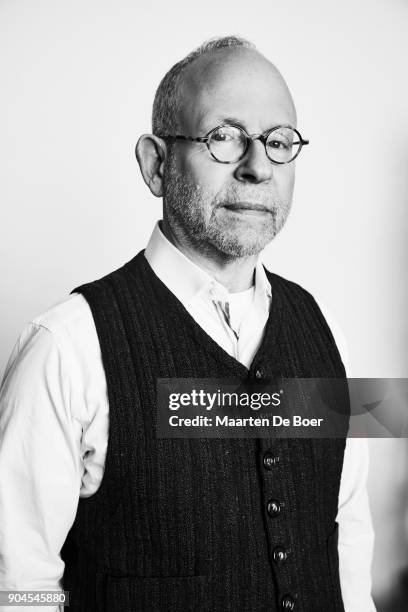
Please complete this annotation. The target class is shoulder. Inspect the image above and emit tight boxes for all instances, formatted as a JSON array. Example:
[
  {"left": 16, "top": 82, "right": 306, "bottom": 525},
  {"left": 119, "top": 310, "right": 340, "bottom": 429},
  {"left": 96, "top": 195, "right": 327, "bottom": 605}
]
[
  {"left": 263, "top": 267, "right": 350, "bottom": 373},
  {"left": 32, "top": 292, "right": 95, "bottom": 337},
  {"left": 1, "top": 293, "right": 106, "bottom": 427},
  {"left": 68, "top": 253, "right": 148, "bottom": 321},
  {"left": 2, "top": 293, "right": 100, "bottom": 390},
  {"left": 30, "top": 293, "right": 102, "bottom": 376},
  {"left": 263, "top": 267, "right": 336, "bottom": 323},
  {"left": 263, "top": 267, "right": 321, "bottom": 309}
]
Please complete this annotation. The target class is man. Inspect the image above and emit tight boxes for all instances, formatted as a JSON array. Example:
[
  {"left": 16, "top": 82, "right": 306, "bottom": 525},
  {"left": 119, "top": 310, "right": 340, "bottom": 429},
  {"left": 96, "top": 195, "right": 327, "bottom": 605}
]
[{"left": 0, "top": 37, "right": 376, "bottom": 611}]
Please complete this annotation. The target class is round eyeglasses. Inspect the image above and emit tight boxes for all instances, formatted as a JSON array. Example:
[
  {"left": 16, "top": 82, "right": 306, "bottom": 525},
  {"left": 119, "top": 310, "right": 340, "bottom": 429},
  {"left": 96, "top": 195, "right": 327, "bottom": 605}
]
[{"left": 158, "top": 124, "right": 309, "bottom": 164}]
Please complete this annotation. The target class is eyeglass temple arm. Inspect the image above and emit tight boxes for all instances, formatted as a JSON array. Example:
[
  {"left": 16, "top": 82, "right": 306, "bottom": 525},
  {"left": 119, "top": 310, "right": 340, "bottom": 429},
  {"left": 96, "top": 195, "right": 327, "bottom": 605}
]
[{"left": 159, "top": 134, "right": 208, "bottom": 143}]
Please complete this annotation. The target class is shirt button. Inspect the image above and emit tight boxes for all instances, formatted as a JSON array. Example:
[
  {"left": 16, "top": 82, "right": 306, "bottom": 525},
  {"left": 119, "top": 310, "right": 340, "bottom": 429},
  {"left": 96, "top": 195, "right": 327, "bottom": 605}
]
[
  {"left": 263, "top": 451, "right": 280, "bottom": 469},
  {"left": 273, "top": 546, "right": 290, "bottom": 564},
  {"left": 267, "top": 499, "right": 283, "bottom": 517},
  {"left": 281, "top": 594, "right": 296, "bottom": 610}
]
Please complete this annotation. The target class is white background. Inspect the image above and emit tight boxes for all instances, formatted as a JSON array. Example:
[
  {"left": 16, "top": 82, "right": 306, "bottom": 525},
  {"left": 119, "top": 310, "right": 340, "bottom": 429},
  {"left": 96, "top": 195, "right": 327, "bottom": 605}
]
[{"left": 1, "top": 0, "right": 407, "bottom": 604}]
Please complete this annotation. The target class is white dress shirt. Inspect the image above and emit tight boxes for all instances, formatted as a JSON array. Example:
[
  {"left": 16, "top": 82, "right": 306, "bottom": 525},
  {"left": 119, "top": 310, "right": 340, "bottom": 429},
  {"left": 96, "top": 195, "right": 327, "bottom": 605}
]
[{"left": 0, "top": 222, "right": 376, "bottom": 611}]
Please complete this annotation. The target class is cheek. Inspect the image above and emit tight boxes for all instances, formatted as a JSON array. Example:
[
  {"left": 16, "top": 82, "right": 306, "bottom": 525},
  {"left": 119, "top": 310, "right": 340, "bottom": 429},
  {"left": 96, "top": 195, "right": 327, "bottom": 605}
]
[
  {"left": 275, "top": 166, "right": 295, "bottom": 199},
  {"left": 181, "top": 153, "right": 232, "bottom": 195}
]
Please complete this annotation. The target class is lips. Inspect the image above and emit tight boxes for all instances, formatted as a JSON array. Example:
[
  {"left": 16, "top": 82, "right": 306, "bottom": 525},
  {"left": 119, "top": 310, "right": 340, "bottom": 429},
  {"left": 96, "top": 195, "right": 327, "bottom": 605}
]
[{"left": 221, "top": 202, "right": 272, "bottom": 214}]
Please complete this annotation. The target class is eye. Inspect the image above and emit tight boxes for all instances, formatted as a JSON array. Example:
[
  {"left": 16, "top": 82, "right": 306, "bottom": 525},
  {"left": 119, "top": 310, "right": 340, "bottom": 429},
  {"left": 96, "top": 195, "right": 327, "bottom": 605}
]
[
  {"left": 212, "top": 131, "right": 233, "bottom": 142},
  {"left": 210, "top": 126, "right": 243, "bottom": 143},
  {"left": 267, "top": 138, "right": 290, "bottom": 150}
]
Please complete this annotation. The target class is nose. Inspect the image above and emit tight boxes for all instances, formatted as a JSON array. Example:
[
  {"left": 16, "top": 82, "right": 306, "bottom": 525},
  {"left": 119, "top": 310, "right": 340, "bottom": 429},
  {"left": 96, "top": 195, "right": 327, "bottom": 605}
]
[{"left": 234, "top": 138, "right": 273, "bottom": 184}]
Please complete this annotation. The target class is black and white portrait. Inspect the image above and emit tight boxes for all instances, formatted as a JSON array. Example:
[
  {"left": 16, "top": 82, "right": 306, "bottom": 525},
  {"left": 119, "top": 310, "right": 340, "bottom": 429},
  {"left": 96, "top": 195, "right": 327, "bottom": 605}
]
[{"left": 1, "top": 1, "right": 407, "bottom": 611}]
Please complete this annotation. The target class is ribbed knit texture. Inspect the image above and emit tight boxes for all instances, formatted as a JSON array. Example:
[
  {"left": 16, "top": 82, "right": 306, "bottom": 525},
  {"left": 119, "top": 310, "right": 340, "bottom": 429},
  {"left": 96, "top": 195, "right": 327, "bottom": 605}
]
[{"left": 61, "top": 251, "right": 348, "bottom": 612}]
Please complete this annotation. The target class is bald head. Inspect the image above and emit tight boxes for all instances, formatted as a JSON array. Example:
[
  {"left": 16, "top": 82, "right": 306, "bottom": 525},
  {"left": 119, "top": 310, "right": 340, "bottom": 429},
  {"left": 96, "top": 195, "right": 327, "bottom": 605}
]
[
  {"left": 152, "top": 36, "right": 296, "bottom": 139},
  {"left": 177, "top": 46, "right": 297, "bottom": 135}
]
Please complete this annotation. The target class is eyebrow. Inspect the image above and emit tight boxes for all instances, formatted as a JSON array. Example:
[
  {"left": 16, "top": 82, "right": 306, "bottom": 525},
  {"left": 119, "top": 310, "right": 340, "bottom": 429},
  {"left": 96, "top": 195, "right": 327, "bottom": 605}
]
[
  {"left": 198, "top": 116, "right": 248, "bottom": 134},
  {"left": 198, "top": 116, "right": 293, "bottom": 135}
]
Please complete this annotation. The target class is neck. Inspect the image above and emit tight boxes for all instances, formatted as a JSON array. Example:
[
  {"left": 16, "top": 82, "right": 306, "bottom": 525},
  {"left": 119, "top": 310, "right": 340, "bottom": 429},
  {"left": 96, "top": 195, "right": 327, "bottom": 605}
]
[{"left": 161, "top": 218, "right": 257, "bottom": 293}]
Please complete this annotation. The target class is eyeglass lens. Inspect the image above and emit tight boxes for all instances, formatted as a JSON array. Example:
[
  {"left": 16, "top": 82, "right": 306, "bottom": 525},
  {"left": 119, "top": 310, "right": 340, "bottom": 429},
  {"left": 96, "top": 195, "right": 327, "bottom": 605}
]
[{"left": 208, "top": 125, "right": 301, "bottom": 163}]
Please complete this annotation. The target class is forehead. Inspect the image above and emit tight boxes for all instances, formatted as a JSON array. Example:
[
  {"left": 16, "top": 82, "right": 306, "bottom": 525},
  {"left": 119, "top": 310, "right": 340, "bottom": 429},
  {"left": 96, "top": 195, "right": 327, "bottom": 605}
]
[{"left": 178, "top": 48, "right": 296, "bottom": 134}]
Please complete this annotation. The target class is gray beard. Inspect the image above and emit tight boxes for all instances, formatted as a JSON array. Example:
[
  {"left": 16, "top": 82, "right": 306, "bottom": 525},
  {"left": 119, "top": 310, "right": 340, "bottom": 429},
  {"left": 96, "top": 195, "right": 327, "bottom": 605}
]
[{"left": 162, "top": 155, "right": 292, "bottom": 258}]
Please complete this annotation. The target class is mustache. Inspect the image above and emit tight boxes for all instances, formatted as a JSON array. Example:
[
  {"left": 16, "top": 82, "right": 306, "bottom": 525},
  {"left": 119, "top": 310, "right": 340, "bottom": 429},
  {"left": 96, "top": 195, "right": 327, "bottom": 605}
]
[
  {"left": 215, "top": 186, "right": 278, "bottom": 202},
  {"left": 214, "top": 193, "right": 280, "bottom": 211}
]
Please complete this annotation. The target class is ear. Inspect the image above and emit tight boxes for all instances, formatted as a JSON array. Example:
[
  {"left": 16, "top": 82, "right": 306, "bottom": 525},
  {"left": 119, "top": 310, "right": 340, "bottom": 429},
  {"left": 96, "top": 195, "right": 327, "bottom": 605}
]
[{"left": 135, "top": 134, "right": 167, "bottom": 198}]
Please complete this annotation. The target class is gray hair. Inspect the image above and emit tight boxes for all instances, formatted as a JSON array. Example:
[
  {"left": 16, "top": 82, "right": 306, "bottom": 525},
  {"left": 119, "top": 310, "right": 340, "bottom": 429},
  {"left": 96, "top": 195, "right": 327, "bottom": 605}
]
[{"left": 152, "top": 36, "right": 256, "bottom": 137}]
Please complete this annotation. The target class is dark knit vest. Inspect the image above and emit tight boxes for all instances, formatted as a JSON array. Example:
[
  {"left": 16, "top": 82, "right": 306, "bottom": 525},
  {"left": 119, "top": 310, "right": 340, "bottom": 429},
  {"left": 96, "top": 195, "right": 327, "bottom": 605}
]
[{"left": 61, "top": 250, "right": 348, "bottom": 612}]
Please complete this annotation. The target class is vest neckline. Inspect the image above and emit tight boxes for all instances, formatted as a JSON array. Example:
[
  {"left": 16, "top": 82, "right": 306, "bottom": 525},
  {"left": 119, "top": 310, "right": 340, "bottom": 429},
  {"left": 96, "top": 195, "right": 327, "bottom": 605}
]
[{"left": 124, "top": 250, "right": 284, "bottom": 379}]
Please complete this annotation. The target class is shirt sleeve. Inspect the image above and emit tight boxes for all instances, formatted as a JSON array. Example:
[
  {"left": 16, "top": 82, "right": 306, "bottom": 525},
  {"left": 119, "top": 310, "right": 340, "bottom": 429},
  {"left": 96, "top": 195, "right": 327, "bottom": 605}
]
[
  {"left": 314, "top": 299, "right": 376, "bottom": 610},
  {"left": 337, "top": 438, "right": 377, "bottom": 611},
  {"left": 0, "top": 323, "right": 81, "bottom": 612}
]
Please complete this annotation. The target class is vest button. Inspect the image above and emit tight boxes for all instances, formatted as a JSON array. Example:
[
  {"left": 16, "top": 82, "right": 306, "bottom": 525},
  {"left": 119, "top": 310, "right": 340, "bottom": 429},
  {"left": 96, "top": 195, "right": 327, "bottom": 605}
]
[
  {"left": 254, "top": 368, "right": 264, "bottom": 379},
  {"left": 263, "top": 451, "right": 280, "bottom": 469},
  {"left": 281, "top": 594, "right": 296, "bottom": 610},
  {"left": 267, "top": 499, "right": 283, "bottom": 517},
  {"left": 273, "top": 546, "right": 290, "bottom": 564}
]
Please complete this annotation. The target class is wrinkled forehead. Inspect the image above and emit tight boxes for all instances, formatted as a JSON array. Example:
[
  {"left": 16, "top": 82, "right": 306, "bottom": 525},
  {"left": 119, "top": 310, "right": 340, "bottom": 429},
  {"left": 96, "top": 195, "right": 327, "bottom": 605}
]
[{"left": 177, "top": 48, "right": 297, "bottom": 135}]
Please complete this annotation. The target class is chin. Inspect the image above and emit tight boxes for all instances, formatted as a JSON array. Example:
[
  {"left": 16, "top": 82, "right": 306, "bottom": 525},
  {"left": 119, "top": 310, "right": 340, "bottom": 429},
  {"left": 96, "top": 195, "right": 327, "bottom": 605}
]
[{"left": 209, "top": 230, "right": 275, "bottom": 258}]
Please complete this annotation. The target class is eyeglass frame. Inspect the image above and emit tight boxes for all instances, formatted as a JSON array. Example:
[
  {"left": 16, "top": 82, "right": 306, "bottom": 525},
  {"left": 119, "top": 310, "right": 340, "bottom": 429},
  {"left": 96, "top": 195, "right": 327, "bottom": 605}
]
[{"left": 157, "top": 123, "right": 309, "bottom": 165}]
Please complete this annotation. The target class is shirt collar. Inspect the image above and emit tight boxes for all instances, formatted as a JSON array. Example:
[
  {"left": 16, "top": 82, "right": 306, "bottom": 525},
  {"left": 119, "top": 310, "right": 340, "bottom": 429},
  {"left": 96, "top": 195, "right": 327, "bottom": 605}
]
[{"left": 144, "top": 221, "right": 272, "bottom": 306}]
